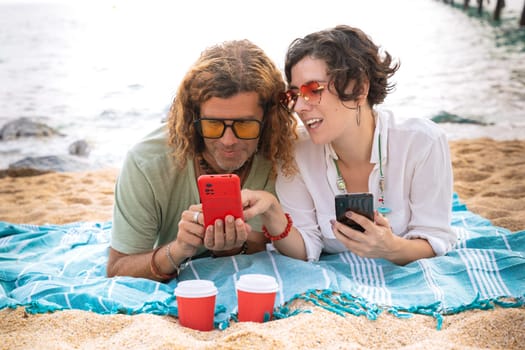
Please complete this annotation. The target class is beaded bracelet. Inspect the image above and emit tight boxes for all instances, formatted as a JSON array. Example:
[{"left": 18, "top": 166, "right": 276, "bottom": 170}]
[
  {"left": 150, "top": 246, "right": 178, "bottom": 281},
  {"left": 262, "top": 213, "right": 293, "bottom": 241}
]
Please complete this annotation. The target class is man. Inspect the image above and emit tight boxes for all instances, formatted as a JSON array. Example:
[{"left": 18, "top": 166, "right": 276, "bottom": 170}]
[{"left": 106, "top": 40, "right": 297, "bottom": 281}]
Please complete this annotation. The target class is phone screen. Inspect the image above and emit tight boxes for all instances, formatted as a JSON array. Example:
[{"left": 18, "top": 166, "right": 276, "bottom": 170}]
[
  {"left": 335, "top": 193, "right": 374, "bottom": 232},
  {"left": 197, "top": 174, "right": 244, "bottom": 227}
]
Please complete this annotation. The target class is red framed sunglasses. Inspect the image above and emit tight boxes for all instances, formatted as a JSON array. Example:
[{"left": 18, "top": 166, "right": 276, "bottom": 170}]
[{"left": 279, "top": 81, "right": 326, "bottom": 112}]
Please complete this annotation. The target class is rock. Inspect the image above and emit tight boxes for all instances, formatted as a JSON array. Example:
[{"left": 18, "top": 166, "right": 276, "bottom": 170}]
[
  {"left": 68, "top": 139, "right": 91, "bottom": 157},
  {"left": 0, "top": 117, "right": 64, "bottom": 140},
  {"left": 2, "top": 155, "right": 92, "bottom": 177},
  {"left": 430, "top": 111, "right": 492, "bottom": 125}
]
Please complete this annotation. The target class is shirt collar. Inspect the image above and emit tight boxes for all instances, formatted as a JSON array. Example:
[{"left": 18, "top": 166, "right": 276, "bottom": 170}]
[
  {"left": 371, "top": 108, "right": 390, "bottom": 166},
  {"left": 326, "top": 142, "right": 338, "bottom": 161},
  {"left": 325, "top": 108, "right": 391, "bottom": 165}
]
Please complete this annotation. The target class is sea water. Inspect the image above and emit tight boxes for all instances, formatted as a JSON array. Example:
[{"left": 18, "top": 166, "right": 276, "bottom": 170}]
[{"left": 0, "top": 0, "right": 524, "bottom": 169}]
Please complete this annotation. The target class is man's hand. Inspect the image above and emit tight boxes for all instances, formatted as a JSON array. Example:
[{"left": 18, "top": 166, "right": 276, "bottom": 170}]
[
  {"left": 175, "top": 204, "right": 207, "bottom": 257},
  {"left": 203, "top": 215, "right": 249, "bottom": 252}
]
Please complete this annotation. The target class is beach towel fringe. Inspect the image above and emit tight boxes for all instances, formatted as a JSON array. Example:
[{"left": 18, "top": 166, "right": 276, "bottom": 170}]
[{"left": 282, "top": 289, "right": 383, "bottom": 320}]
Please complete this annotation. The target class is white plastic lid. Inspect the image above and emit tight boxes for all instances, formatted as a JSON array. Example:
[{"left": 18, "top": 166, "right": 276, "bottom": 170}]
[
  {"left": 174, "top": 279, "right": 218, "bottom": 298},
  {"left": 236, "top": 274, "right": 279, "bottom": 293}
]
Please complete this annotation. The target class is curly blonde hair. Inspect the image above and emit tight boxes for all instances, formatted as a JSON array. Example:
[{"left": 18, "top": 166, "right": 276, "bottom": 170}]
[{"left": 167, "top": 40, "right": 298, "bottom": 177}]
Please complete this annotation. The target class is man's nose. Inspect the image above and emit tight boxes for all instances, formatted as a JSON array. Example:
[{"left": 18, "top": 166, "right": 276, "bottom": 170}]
[{"left": 220, "top": 124, "right": 238, "bottom": 144}]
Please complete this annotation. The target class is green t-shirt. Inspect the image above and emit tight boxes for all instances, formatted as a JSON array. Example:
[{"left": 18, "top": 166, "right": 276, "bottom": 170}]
[{"left": 111, "top": 123, "right": 275, "bottom": 255}]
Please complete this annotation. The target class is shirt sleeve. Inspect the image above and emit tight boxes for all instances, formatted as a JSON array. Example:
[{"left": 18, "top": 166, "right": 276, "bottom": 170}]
[
  {"left": 111, "top": 151, "right": 160, "bottom": 254},
  {"left": 276, "top": 170, "right": 324, "bottom": 262},
  {"left": 402, "top": 132, "right": 457, "bottom": 255}
]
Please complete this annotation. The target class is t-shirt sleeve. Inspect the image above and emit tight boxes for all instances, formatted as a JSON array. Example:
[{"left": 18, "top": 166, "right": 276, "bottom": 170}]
[{"left": 111, "top": 151, "right": 160, "bottom": 254}]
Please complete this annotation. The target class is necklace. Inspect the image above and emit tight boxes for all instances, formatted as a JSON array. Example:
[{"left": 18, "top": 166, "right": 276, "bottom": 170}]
[
  {"left": 333, "top": 134, "right": 392, "bottom": 214},
  {"left": 376, "top": 135, "right": 391, "bottom": 214},
  {"left": 197, "top": 154, "right": 252, "bottom": 180}
]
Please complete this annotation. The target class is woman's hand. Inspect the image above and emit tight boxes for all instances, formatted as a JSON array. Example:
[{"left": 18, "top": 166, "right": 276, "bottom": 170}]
[
  {"left": 332, "top": 210, "right": 397, "bottom": 259},
  {"left": 241, "top": 189, "right": 280, "bottom": 221},
  {"left": 332, "top": 211, "right": 435, "bottom": 264}
]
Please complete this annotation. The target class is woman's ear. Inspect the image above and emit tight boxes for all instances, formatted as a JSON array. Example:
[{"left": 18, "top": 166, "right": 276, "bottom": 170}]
[{"left": 357, "top": 79, "right": 370, "bottom": 105}]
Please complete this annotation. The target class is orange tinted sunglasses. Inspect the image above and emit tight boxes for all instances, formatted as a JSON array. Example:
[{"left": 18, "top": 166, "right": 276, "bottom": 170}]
[{"left": 279, "top": 81, "right": 326, "bottom": 112}]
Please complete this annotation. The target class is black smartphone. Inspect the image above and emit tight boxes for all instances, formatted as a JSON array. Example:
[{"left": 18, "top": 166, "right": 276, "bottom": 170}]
[{"left": 335, "top": 193, "right": 374, "bottom": 232}]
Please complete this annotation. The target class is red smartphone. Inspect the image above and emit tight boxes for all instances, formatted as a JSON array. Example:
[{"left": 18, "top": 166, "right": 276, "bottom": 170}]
[
  {"left": 335, "top": 193, "right": 374, "bottom": 232},
  {"left": 197, "top": 174, "right": 244, "bottom": 227}
]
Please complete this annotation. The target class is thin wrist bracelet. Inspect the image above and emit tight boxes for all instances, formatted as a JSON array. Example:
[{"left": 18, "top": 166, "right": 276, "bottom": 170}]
[
  {"left": 150, "top": 246, "right": 178, "bottom": 281},
  {"left": 262, "top": 213, "right": 293, "bottom": 241},
  {"left": 239, "top": 241, "right": 248, "bottom": 254},
  {"left": 166, "top": 242, "right": 191, "bottom": 275},
  {"left": 211, "top": 241, "right": 248, "bottom": 258}
]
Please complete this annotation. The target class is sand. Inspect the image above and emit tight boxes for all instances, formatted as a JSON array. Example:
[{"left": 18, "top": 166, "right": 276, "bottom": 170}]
[{"left": 0, "top": 138, "right": 524, "bottom": 350}]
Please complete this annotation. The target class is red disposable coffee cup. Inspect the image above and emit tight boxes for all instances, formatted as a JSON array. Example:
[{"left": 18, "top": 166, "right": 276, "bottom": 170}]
[
  {"left": 174, "top": 279, "right": 218, "bottom": 331},
  {"left": 236, "top": 274, "right": 279, "bottom": 323}
]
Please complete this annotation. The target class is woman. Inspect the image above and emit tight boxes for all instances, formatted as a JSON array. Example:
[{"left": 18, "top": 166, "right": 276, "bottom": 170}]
[{"left": 243, "top": 25, "right": 456, "bottom": 265}]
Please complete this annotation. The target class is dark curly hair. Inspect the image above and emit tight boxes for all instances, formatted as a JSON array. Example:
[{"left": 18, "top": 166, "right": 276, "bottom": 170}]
[
  {"left": 284, "top": 25, "right": 400, "bottom": 107},
  {"left": 168, "top": 39, "right": 298, "bottom": 177}
]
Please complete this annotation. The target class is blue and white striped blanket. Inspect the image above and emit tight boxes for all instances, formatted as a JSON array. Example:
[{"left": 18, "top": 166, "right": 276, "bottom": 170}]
[{"left": 1, "top": 194, "right": 524, "bottom": 330}]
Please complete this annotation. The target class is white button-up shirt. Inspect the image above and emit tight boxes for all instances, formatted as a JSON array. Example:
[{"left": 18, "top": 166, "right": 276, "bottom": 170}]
[{"left": 276, "top": 109, "right": 456, "bottom": 262}]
